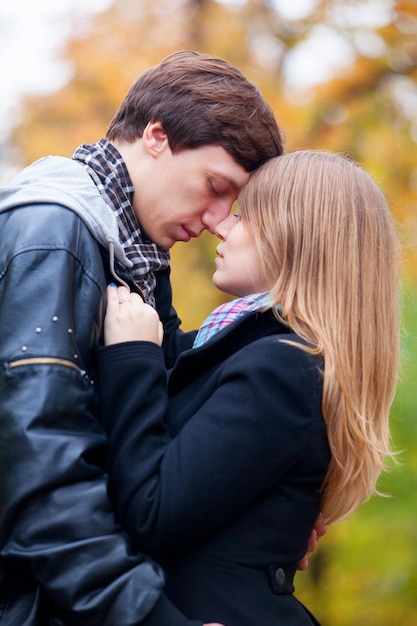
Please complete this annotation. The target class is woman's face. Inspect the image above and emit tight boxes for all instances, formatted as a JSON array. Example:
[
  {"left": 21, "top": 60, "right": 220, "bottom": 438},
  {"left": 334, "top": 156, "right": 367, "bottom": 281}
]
[{"left": 213, "top": 213, "right": 267, "bottom": 297}]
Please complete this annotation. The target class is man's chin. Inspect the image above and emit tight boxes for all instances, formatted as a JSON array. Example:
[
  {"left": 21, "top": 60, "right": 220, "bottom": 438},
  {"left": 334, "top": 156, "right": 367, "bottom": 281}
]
[{"left": 153, "top": 235, "right": 174, "bottom": 250}]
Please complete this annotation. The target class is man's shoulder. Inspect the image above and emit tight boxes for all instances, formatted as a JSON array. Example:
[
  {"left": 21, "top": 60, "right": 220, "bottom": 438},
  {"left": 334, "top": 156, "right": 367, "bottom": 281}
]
[
  {"left": 1, "top": 201, "right": 89, "bottom": 236},
  {"left": 0, "top": 202, "right": 101, "bottom": 262}
]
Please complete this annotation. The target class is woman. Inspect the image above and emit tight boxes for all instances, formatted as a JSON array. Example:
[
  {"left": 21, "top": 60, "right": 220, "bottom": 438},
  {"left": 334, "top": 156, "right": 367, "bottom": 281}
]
[{"left": 97, "top": 150, "right": 400, "bottom": 626}]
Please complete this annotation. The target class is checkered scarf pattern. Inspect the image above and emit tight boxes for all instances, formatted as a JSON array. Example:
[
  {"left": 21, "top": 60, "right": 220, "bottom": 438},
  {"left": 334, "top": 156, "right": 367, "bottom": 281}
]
[
  {"left": 72, "top": 139, "right": 170, "bottom": 307},
  {"left": 193, "top": 292, "right": 271, "bottom": 348}
]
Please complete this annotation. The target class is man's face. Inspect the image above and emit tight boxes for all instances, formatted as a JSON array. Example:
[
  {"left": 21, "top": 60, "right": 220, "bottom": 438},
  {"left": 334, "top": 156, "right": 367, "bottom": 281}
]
[{"left": 131, "top": 124, "right": 250, "bottom": 250}]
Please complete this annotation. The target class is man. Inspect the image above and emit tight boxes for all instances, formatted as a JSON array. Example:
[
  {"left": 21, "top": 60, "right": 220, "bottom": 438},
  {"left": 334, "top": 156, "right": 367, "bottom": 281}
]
[{"left": 0, "top": 51, "right": 283, "bottom": 625}]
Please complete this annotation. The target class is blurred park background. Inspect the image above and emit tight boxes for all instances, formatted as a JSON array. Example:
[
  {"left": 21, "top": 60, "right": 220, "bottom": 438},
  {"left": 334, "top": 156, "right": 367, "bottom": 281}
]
[{"left": 1, "top": 0, "right": 416, "bottom": 623}]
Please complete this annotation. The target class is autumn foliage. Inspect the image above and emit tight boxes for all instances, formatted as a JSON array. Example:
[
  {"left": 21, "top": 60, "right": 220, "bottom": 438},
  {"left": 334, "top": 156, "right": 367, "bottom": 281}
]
[{"left": 5, "top": 1, "right": 417, "bottom": 623}]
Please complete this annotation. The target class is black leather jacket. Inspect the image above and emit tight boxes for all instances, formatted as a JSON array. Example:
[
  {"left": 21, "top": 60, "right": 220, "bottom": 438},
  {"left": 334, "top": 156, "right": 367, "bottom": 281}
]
[{"left": 0, "top": 202, "right": 198, "bottom": 625}]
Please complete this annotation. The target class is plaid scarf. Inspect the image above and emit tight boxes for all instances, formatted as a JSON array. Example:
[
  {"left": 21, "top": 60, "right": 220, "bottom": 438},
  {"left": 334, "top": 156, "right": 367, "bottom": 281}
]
[
  {"left": 72, "top": 139, "right": 170, "bottom": 307},
  {"left": 193, "top": 292, "right": 272, "bottom": 348}
]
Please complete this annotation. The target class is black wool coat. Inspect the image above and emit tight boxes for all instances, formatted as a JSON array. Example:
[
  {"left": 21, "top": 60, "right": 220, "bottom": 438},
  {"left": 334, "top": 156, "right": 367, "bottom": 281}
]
[{"left": 97, "top": 309, "right": 331, "bottom": 626}]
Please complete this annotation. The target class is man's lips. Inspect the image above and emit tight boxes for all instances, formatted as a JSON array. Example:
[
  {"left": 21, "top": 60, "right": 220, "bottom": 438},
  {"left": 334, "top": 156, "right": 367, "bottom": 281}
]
[{"left": 182, "top": 226, "right": 199, "bottom": 241}]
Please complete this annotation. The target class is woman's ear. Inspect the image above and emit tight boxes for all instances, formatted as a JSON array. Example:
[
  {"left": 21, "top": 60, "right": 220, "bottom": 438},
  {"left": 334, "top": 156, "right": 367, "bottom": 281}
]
[{"left": 142, "top": 121, "right": 169, "bottom": 157}]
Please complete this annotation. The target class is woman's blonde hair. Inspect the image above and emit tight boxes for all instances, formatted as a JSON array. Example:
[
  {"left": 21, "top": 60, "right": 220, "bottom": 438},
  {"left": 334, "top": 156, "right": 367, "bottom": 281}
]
[{"left": 239, "top": 150, "right": 400, "bottom": 524}]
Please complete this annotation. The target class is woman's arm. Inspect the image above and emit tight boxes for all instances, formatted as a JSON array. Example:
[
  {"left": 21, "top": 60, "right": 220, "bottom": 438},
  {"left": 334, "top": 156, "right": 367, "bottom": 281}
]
[{"left": 98, "top": 289, "right": 324, "bottom": 556}]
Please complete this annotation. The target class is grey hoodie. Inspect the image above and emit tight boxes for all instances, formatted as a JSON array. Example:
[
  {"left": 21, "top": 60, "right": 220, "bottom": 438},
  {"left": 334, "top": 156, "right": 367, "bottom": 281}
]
[{"left": 0, "top": 154, "right": 132, "bottom": 271}]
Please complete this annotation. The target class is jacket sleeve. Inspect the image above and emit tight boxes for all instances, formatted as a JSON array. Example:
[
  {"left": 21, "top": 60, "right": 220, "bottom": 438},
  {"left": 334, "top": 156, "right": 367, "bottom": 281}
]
[
  {"left": 0, "top": 207, "right": 201, "bottom": 626},
  {"left": 96, "top": 337, "right": 325, "bottom": 557},
  {"left": 154, "top": 266, "right": 197, "bottom": 368}
]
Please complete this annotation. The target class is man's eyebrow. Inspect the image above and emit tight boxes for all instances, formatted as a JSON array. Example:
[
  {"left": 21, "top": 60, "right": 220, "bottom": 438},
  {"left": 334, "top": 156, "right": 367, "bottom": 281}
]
[{"left": 214, "top": 174, "right": 242, "bottom": 193}]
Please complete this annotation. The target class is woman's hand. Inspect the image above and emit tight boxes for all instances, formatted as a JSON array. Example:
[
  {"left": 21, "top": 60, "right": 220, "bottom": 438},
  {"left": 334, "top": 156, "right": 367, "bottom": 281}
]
[{"left": 104, "top": 284, "right": 164, "bottom": 347}]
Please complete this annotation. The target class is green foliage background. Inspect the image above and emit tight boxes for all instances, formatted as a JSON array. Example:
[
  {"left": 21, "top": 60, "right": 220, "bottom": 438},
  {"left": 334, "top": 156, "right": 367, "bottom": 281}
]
[{"left": 290, "top": 282, "right": 417, "bottom": 624}]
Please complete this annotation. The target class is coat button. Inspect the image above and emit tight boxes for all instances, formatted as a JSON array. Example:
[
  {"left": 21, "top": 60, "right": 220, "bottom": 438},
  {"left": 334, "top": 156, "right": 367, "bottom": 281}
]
[{"left": 275, "top": 567, "right": 286, "bottom": 588}]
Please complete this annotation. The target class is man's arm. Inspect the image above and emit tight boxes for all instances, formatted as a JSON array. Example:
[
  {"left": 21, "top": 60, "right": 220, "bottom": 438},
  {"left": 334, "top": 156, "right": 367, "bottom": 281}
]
[
  {"left": 298, "top": 514, "right": 327, "bottom": 571},
  {"left": 0, "top": 205, "right": 202, "bottom": 626}
]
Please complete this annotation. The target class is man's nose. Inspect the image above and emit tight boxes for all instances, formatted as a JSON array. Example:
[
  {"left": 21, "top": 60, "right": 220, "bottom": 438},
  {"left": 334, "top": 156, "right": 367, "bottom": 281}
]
[{"left": 201, "top": 201, "right": 232, "bottom": 234}]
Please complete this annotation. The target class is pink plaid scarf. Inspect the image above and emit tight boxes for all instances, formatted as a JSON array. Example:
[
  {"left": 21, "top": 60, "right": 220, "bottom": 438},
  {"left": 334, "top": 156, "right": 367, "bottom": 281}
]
[{"left": 193, "top": 292, "right": 271, "bottom": 348}]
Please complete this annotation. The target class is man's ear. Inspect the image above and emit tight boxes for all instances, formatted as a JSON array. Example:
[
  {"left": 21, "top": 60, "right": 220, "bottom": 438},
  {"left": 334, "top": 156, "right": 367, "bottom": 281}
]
[{"left": 142, "top": 121, "right": 169, "bottom": 157}]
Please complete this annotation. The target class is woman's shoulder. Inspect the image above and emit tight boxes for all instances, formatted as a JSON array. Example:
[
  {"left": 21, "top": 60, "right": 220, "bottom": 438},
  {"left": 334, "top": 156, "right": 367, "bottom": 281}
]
[
  {"left": 224, "top": 330, "right": 324, "bottom": 402},
  {"left": 235, "top": 329, "right": 321, "bottom": 366}
]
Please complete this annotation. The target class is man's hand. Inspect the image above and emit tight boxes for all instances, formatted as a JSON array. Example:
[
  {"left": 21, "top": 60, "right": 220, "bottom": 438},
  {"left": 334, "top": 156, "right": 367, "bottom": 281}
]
[{"left": 298, "top": 513, "right": 327, "bottom": 571}]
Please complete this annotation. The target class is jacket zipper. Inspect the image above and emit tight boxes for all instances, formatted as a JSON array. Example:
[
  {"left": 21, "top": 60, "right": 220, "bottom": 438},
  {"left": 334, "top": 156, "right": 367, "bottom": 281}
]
[
  {"left": 133, "top": 281, "right": 146, "bottom": 302},
  {"left": 9, "top": 357, "right": 85, "bottom": 375},
  {"left": 108, "top": 241, "right": 147, "bottom": 303}
]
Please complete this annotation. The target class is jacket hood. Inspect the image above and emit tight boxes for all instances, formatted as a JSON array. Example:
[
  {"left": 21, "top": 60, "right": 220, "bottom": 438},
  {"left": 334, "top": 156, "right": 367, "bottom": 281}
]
[{"left": 0, "top": 155, "right": 131, "bottom": 269}]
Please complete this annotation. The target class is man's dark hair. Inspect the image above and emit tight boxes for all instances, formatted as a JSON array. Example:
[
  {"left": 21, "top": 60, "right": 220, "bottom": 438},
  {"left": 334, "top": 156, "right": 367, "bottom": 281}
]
[{"left": 107, "top": 50, "right": 284, "bottom": 172}]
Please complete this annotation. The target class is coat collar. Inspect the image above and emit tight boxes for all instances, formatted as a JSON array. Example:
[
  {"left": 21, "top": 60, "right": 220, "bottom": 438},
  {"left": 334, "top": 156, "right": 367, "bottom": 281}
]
[{"left": 168, "top": 309, "right": 289, "bottom": 395}]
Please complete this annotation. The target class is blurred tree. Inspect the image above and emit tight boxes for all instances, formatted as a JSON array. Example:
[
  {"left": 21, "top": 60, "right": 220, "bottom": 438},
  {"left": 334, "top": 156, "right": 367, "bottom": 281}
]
[
  {"left": 6, "top": 1, "right": 417, "bottom": 622},
  {"left": 10, "top": 0, "right": 417, "bottom": 286}
]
